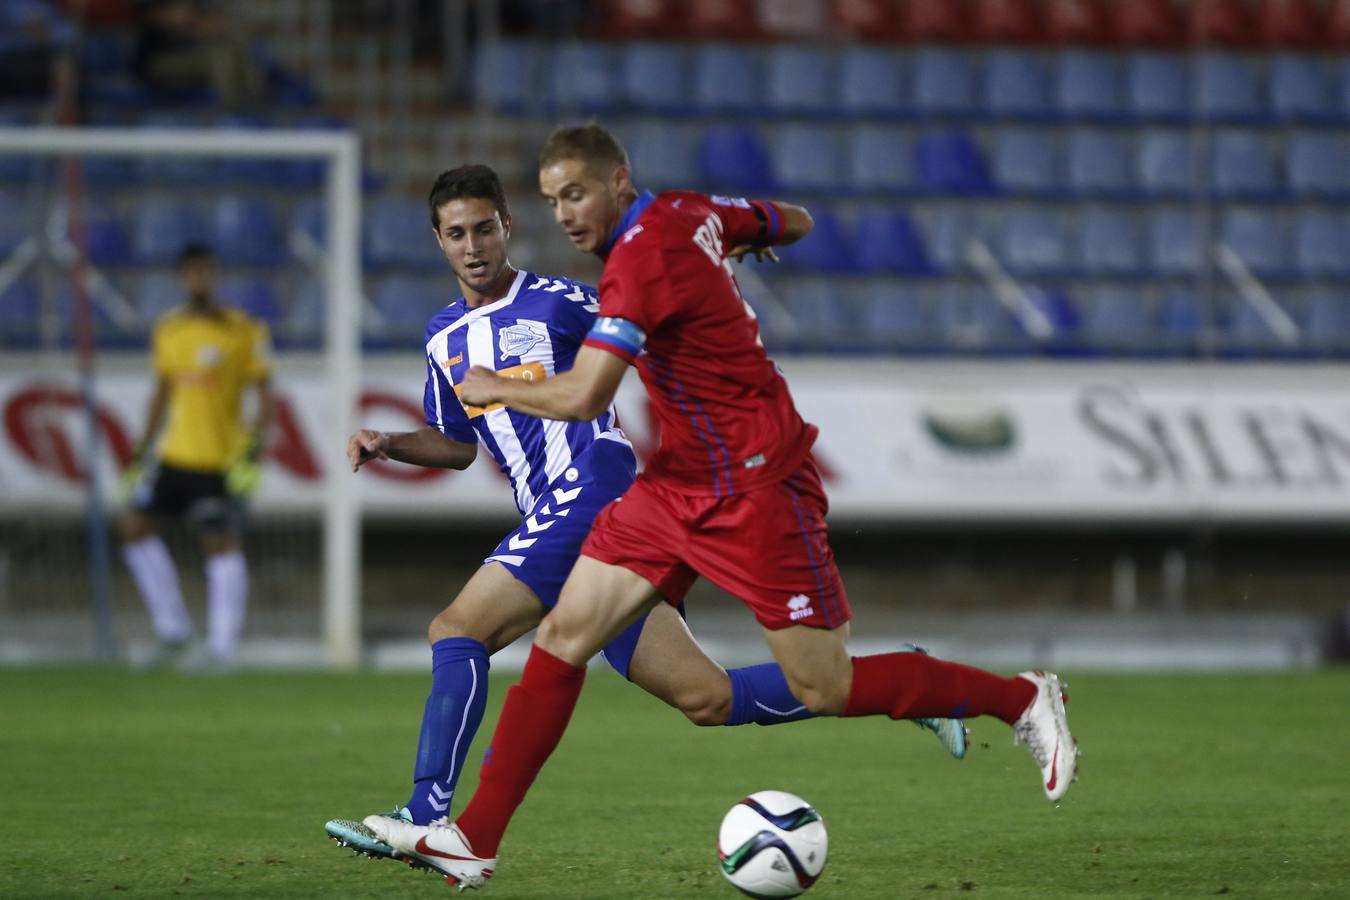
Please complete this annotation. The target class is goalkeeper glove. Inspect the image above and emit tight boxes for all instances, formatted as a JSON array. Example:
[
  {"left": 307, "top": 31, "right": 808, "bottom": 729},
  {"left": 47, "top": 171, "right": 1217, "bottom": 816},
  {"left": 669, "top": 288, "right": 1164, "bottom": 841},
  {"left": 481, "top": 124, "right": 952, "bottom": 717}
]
[{"left": 225, "top": 432, "right": 265, "bottom": 497}]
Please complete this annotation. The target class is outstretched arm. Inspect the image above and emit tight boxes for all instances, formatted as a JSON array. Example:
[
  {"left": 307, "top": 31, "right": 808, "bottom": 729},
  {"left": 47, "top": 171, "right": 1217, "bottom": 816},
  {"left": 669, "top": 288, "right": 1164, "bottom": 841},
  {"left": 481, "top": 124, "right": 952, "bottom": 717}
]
[
  {"left": 457, "top": 345, "right": 628, "bottom": 423},
  {"left": 347, "top": 426, "right": 477, "bottom": 472},
  {"left": 728, "top": 200, "right": 814, "bottom": 262}
]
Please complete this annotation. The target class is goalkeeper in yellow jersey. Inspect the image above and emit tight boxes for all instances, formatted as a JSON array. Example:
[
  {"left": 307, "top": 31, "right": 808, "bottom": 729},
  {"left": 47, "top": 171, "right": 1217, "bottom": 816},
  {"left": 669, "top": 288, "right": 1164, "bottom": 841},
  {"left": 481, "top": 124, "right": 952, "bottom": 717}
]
[{"left": 118, "top": 243, "right": 274, "bottom": 668}]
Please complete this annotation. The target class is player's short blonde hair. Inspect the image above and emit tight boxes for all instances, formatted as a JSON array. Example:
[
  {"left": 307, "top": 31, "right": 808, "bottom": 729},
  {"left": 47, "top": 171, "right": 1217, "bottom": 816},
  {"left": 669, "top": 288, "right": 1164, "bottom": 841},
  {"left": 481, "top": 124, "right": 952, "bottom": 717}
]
[{"left": 539, "top": 124, "right": 631, "bottom": 181}]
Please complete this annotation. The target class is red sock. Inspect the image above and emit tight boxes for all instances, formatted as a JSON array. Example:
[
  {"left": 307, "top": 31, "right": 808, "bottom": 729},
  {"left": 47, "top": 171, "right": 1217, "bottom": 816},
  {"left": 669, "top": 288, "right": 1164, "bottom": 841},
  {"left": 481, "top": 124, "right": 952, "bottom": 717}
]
[
  {"left": 841, "top": 652, "right": 1035, "bottom": 725},
  {"left": 454, "top": 645, "right": 586, "bottom": 858}
]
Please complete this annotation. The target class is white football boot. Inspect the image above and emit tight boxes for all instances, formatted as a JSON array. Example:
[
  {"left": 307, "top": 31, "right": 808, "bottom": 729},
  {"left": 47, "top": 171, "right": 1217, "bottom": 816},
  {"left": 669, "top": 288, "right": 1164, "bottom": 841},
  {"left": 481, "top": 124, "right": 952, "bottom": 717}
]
[
  {"left": 361, "top": 814, "right": 495, "bottom": 890},
  {"left": 1012, "top": 670, "right": 1079, "bottom": 802}
]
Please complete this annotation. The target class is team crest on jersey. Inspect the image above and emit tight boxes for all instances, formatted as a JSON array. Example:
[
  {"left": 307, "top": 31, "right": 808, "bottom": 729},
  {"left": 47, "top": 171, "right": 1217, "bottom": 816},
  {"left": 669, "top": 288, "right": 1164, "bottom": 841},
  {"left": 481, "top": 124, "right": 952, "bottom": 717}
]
[{"left": 498, "top": 321, "right": 548, "bottom": 360}]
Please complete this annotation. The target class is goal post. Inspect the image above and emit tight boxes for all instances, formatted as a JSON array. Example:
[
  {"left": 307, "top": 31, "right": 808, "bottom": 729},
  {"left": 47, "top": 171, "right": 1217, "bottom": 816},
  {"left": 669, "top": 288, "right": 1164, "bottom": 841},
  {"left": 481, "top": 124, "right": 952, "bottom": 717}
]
[{"left": 0, "top": 126, "right": 363, "bottom": 668}]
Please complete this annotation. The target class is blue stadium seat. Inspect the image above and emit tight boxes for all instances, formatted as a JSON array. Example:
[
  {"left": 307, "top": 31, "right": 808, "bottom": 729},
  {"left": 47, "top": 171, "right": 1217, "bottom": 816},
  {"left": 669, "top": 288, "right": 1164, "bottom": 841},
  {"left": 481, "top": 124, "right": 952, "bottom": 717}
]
[
  {"left": 838, "top": 47, "right": 906, "bottom": 119},
  {"left": 1220, "top": 209, "right": 1287, "bottom": 277},
  {"left": 547, "top": 41, "right": 616, "bottom": 114},
  {"left": 373, "top": 276, "right": 450, "bottom": 331},
  {"left": 1056, "top": 51, "right": 1123, "bottom": 121},
  {"left": 1085, "top": 287, "right": 1154, "bottom": 346},
  {"left": 132, "top": 198, "right": 204, "bottom": 264},
  {"left": 1158, "top": 289, "right": 1208, "bottom": 348},
  {"left": 769, "top": 125, "right": 841, "bottom": 193},
  {"left": 1000, "top": 209, "right": 1069, "bottom": 275},
  {"left": 0, "top": 278, "right": 40, "bottom": 345},
  {"left": 1065, "top": 130, "right": 1132, "bottom": 197},
  {"left": 937, "top": 285, "right": 1025, "bottom": 354},
  {"left": 1196, "top": 55, "right": 1263, "bottom": 123},
  {"left": 83, "top": 207, "right": 133, "bottom": 266},
  {"left": 1286, "top": 133, "right": 1350, "bottom": 199},
  {"left": 774, "top": 209, "right": 855, "bottom": 274},
  {"left": 82, "top": 155, "right": 141, "bottom": 186},
  {"left": 1340, "top": 59, "right": 1350, "bottom": 123},
  {"left": 992, "top": 129, "right": 1058, "bottom": 197},
  {"left": 913, "top": 49, "right": 977, "bottom": 118},
  {"left": 919, "top": 207, "right": 971, "bottom": 274},
  {"left": 1136, "top": 131, "right": 1196, "bottom": 197},
  {"left": 854, "top": 210, "right": 934, "bottom": 275},
  {"left": 219, "top": 276, "right": 282, "bottom": 327},
  {"left": 621, "top": 43, "right": 687, "bottom": 114},
  {"left": 473, "top": 39, "right": 539, "bottom": 113},
  {"left": 624, "top": 122, "right": 698, "bottom": 190},
  {"left": 844, "top": 126, "right": 912, "bottom": 195},
  {"left": 915, "top": 131, "right": 994, "bottom": 194},
  {"left": 766, "top": 46, "right": 834, "bottom": 117},
  {"left": 364, "top": 197, "right": 443, "bottom": 270},
  {"left": 1269, "top": 55, "right": 1334, "bottom": 122},
  {"left": 216, "top": 117, "right": 290, "bottom": 185},
  {"left": 691, "top": 44, "right": 760, "bottom": 115},
  {"left": 213, "top": 198, "right": 283, "bottom": 267},
  {"left": 779, "top": 278, "right": 856, "bottom": 348},
  {"left": 1127, "top": 53, "right": 1189, "bottom": 121},
  {"left": 292, "top": 196, "right": 325, "bottom": 245},
  {"left": 857, "top": 283, "right": 931, "bottom": 348},
  {"left": 136, "top": 114, "right": 218, "bottom": 184},
  {"left": 1294, "top": 212, "right": 1350, "bottom": 278},
  {"left": 1226, "top": 295, "right": 1285, "bottom": 350},
  {"left": 698, "top": 126, "right": 774, "bottom": 193},
  {"left": 1078, "top": 210, "right": 1142, "bottom": 277},
  {"left": 135, "top": 272, "right": 183, "bottom": 322},
  {"left": 1303, "top": 289, "right": 1350, "bottom": 349},
  {"left": 1211, "top": 131, "right": 1280, "bottom": 198},
  {"left": 984, "top": 51, "right": 1052, "bottom": 120},
  {"left": 1148, "top": 210, "right": 1203, "bottom": 276}
]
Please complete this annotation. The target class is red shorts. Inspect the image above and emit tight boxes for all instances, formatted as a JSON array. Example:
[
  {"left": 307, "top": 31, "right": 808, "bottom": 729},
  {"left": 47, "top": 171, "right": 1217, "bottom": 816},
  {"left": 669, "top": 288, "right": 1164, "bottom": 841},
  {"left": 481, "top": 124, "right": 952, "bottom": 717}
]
[{"left": 581, "top": 456, "right": 851, "bottom": 631}]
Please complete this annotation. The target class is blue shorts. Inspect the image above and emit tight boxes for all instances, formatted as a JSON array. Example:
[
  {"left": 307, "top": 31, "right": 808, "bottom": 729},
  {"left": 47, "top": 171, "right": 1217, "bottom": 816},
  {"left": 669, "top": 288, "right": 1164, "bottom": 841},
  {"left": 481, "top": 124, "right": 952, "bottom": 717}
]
[{"left": 483, "top": 439, "right": 672, "bottom": 679}]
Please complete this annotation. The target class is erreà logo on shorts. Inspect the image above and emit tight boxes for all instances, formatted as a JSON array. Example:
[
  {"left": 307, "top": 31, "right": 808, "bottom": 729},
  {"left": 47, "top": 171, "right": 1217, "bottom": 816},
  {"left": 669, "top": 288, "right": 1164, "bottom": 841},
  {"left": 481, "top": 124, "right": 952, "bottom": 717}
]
[{"left": 787, "top": 594, "right": 814, "bottom": 621}]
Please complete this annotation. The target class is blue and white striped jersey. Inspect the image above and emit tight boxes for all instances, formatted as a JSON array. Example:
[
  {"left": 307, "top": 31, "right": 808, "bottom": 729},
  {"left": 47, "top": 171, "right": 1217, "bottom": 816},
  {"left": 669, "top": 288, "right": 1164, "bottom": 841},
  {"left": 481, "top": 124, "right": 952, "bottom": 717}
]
[{"left": 422, "top": 269, "right": 634, "bottom": 515}]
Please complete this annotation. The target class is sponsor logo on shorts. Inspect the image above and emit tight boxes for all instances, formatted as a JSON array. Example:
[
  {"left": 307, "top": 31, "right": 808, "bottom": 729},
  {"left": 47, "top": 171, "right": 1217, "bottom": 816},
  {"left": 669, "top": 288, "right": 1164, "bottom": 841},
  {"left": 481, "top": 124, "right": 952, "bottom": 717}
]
[{"left": 787, "top": 594, "right": 814, "bottom": 621}]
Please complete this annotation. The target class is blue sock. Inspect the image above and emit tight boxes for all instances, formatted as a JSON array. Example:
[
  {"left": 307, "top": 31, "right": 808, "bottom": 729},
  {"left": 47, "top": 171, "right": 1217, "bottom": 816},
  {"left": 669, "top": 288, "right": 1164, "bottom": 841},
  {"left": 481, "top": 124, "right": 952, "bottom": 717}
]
[
  {"left": 725, "top": 663, "right": 816, "bottom": 727},
  {"left": 404, "top": 637, "right": 489, "bottom": 825}
]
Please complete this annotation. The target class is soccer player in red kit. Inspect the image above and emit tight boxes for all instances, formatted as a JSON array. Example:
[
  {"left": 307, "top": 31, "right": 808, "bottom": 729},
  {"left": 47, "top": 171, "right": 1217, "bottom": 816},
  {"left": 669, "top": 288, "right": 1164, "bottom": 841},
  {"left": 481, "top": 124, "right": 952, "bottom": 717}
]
[{"left": 363, "top": 125, "right": 1079, "bottom": 889}]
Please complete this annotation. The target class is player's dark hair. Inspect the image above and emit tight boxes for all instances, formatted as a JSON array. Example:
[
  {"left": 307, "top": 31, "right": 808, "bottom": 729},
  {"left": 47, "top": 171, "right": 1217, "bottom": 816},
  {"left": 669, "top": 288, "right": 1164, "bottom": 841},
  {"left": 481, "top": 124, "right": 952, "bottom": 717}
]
[
  {"left": 428, "top": 164, "right": 510, "bottom": 229},
  {"left": 539, "top": 124, "right": 631, "bottom": 179},
  {"left": 177, "top": 242, "right": 214, "bottom": 267}
]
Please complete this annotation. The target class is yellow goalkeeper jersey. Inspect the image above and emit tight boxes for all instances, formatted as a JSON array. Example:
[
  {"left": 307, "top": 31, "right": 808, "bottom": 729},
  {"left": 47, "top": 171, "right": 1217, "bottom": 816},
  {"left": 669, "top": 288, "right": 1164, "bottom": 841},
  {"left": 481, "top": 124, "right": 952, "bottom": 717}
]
[{"left": 152, "top": 306, "right": 272, "bottom": 473}]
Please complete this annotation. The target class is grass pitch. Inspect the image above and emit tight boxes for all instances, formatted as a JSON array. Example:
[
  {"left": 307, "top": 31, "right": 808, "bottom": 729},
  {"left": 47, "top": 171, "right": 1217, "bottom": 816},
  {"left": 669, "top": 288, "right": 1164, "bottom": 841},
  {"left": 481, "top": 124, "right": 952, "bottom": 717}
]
[{"left": 1, "top": 667, "right": 1346, "bottom": 899}]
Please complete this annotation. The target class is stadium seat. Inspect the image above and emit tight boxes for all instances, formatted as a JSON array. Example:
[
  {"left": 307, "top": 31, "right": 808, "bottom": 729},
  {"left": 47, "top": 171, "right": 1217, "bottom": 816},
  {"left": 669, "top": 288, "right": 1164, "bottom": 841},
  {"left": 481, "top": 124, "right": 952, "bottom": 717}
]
[
  {"left": 774, "top": 208, "right": 855, "bottom": 274},
  {"left": 1127, "top": 54, "right": 1189, "bottom": 121},
  {"left": 373, "top": 276, "right": 451, "bottom": 331},
  {"left": 937, "top": 284, "right": 1026, "bottom": 354},
  {"left": 84, "top": 208, "right": 133, "bottom": 266},
  {"left": 1339, "top": 58, "right": 1350, "bottom": 120},
  {"left": 992, "top": 129, "right": 1059, "bottom": 197},
  {"left": 212, "top": 198, "right": 283, "bottom": 267},
  {"left": 1000, "top": 209, "right": 1070, "bottom": 275},
  {"left": 135, "top": 272, "right": 183, "bottom": 321},
  {"left": 971, "top": 0, "right": 1044, "bottom": 43},
  {"left": 292, "top": 196, "right": 325, "bottom": 245},
  {"left": 547, "top": 42, "right": 616, "bottom": 115},
  {"left": 765, "top": 46, "right": 834, "bottom": 118},
  {"left": 898, "top": 0, "right": 974, "bottom": 42},
  {"left": 1084, "top": 287, "right": 1154, "bottom": 347},
  {"left": 1136, "top": 131, "right": 1197, "bottom": 197},
  {"left": 984, "top": 52, "right": 1052, "bottom": 120},
  {"left": 216, "top": 117, "right": 290, "bottom": 185},
  {"left": 688, "top": 0, "right": 764, "bottom": 39},
  {"left": 1226, "top": 294, "right": 1287, "bottom": 350},
  {"left": 82, "top": 154, "right": 140, "bottom": 186},
  {"left": 844, "top": 126, "right": 913, "bottom": 195},
  {"left": 854, "top": 210, "right": 935, "bottom": 276},
  {"left": 1148, "top": 210, "right": 1204, "bottom": 276},
  {"left": 915, "top": 131, "right": 994, "bottom": 195},
  {"left": 779, "top": 278, "right": 857, "bottom": 349},
  {"left": 856, "top": 282, "right": 931, "bottom": 348},
  {"left": 832, "top": 0, "right": 906, "bottom": 42},
  {"left": 1113, "top": 0, "right": 1186, "bottom": 45},
  {"left": 1303, "top": 288, "right": 1350, "bottom": 349},
  {"left": 1286, "top": 133, "right": 1350, "bottom": 198},
  {"left": 0, "top": 278, "right": 41, "bottom": 345},
  {"left": 593, "top": 0, "right": 676, "bottom": 38},
  {"left": 219, "top": 277, "right": 282, "bottom": 327},
  {"left": 620, "top": 43, "right": 687, "bottom": 114},
  {"left": 1045, "top": 0, "right": 1111, "bottom": 45},
  {"left": 1065, "top": 130, "right": 1132, "bottom": 197},
  {"left": 473, "top": 39, "right": 539, "bottom": 114},
  {"left": 1189, "top": 0, "right": 1258, "bottom": 47},
  {"left": 1158, "top": 289, "right": 1209, "bottom": 349},
  {"left": 1210, "top": 131, "right": 1280, "bottom": 198},
  {"left": 1258, "top": 0, "right": 1328, "bottom": 48},
  {"left": 919, "top": 206, "right": 974, "bottom": 274},
  {"left": 838, "top": 47, "right": 906, "bottom": 119},
  {"left": 913, "top": 50, "right": 978, "bottom": 119},
  {"left": 624, "top": 122, "right": 698, "bottom": 190},
  {"left": 132, "top": 198, "right": 204, "bottom": 265},
  {"left": 697, "top": 126, "right": 775, "bottom": 193},
  {"left": 1220, "top": 208, "right": 1288, "bottom": 277},
  {"left": 769, "top": 125, "right": 841, "bottom": 193},
  {"left": 1056, "top": 51, "right": 1123, "bottom": 121},
  {"left": 1334, "top": 0, "right": 1350, "bottom": 49},
  {"left": 135, "top": 114, "right": 219, "bottom": 184},
  {"left": 1294, "top": 211, "right": 1350, "bottom": 277},
  {"left": 691, "top": 44, "right": 760, "bottom": 115},
  {"left": 290, "top": 277, "right": 325, "bottom": 333},
  {"left": 1196, "top": 55, "right": 1264, "bottom": 122},
  {"left": 364, "top": 197, "right": 442, "bottom": 270},
  {"left": 1078, "top": 209, "right": 1142, "bottom": 276},
  {"left": 1269, "top": 54, "right": 1335, "bottom": 121}
]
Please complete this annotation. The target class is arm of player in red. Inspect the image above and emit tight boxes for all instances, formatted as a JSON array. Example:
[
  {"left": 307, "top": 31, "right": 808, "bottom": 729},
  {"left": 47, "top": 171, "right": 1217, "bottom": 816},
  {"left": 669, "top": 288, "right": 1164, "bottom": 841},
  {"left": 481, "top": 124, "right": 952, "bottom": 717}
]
[{"left": 456, "top": 343, "right": 629, "bottom": 423}]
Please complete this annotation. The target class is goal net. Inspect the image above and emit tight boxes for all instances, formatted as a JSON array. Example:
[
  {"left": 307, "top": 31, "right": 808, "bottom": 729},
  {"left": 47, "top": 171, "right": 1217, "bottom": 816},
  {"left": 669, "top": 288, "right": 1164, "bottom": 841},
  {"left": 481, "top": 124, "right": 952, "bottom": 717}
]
[{"left": 0, "top": 125, "right": 362, "bottom": 668}]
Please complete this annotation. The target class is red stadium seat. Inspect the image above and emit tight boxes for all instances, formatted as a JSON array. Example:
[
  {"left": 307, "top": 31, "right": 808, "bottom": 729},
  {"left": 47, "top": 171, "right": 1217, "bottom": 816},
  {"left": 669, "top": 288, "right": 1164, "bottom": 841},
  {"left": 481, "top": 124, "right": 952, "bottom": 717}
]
[
  {"left": 1325, "top": 0, "right": 1350, "bottom": 47},
  {"left": 591, "top": 0, "right": 678, "bottom": 37},
  {"left": 757, "top": 0, "right": 829, "bottom": 39},
  {"left": 1189, "top": 0, "right": 1259, "bottom": 47},
  {"left": 684, "top": 0, "right": 765, "bottom": 39},
  {"left": 971, "top": 0, "right": 1045, "bottom": 43},
  {"left": 832, "top": 0, "right": 906, "bottom": 42},
  {"left": 897, "top": 0, "right": 973, "bottom": 43},
  {"left": 1113, "top": 0, "right": 1186, "bottom": 46},
  {"left": 1257, "top": 0, "right": 1327, "bottom": 48},
  {"left": 1045, "top": 0, "right": 1111, "bottom": 45}
]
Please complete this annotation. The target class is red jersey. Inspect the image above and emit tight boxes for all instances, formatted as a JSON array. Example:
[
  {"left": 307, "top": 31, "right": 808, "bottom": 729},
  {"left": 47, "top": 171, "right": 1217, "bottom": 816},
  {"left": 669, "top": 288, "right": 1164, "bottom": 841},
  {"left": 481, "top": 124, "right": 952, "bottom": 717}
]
[{"left": 582, "top": 190, "right": 818, "bottom": 496}]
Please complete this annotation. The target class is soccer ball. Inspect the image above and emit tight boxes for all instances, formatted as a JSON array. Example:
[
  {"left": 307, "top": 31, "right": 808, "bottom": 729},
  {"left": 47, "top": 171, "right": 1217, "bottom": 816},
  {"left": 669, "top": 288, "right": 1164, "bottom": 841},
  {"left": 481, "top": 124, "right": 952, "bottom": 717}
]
[{"left": 717, "top": 790, "right": 828, "bottom": 898}]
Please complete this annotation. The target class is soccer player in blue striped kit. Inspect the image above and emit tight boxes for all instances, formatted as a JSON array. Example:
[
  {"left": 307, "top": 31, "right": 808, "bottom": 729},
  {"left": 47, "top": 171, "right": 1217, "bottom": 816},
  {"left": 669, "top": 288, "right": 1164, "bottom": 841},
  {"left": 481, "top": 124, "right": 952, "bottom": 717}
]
[{"left": 324, "top": 165, "right": 965, "bottom": 858}]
